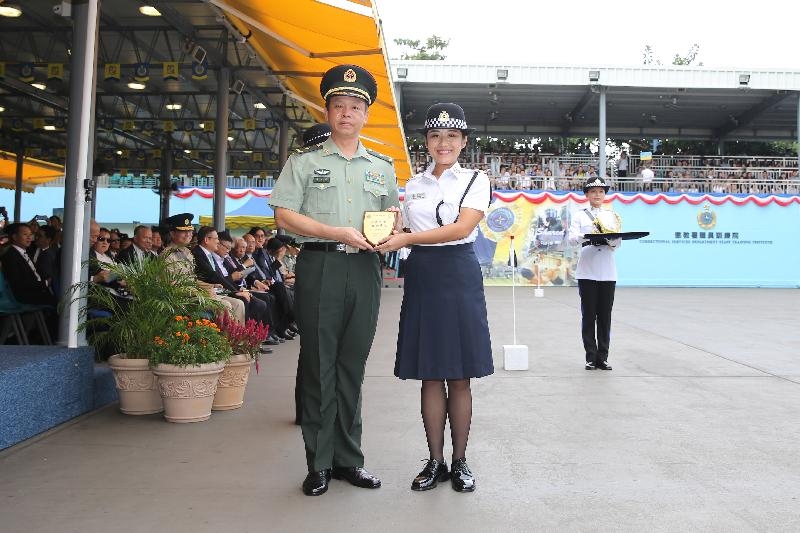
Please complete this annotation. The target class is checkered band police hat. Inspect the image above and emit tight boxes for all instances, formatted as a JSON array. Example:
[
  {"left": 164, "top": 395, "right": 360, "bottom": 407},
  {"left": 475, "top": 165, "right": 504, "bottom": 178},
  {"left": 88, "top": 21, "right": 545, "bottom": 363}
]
[
  {"left": 417, "top": 103, "right": 475, "bottom": 135},
  {"left": 583, "top": 176, "right": 610, "bottom": 193}
]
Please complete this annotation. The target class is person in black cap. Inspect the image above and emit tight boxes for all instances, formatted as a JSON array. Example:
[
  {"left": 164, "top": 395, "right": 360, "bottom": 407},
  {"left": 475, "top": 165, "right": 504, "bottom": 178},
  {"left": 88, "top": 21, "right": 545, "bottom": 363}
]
[
  {"left": 375, "top": 103, "right": 493, "bottom": 493},
  {"left": 269, "top": 63, "right": 400, "bottom": 496},
  {"left": 566, "top": 176, "right": 622, "bottom": 371},
  {"left": 301, "top": 123, "right": 331, "bottom": 149}
]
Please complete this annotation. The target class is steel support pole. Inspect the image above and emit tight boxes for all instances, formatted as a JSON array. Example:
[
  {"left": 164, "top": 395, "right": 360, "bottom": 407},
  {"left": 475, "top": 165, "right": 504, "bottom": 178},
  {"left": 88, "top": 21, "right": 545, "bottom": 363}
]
[
  {"left": 212, "top": 36, "right": 230, "bottom": 231},
  {"left": 279, "top": 118, "right": 289, "bottom": 167},
  {"left": 797, "top": 93, "right": 800, "bottom": 172},
  {"left": 13, "top": 147, "right": 23, "bottom": 222},
  {"left": 58, "top": 0, "right": 100, "bottom": 347},
  {"left": 717, "top": 138, "right": 725, "bottom": 156},
  {"left": 159, "top": 138, "right": 173, "bottom": 223},
  {"left": 598, "top": 86, "right": 607, "bottom": 178}
]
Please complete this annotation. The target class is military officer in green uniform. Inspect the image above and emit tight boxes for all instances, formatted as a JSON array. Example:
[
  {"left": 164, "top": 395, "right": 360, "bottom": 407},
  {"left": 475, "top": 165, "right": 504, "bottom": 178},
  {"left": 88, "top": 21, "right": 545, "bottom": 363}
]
[{"left": 270, "top": 64, "right": 400, "bottom": 496}]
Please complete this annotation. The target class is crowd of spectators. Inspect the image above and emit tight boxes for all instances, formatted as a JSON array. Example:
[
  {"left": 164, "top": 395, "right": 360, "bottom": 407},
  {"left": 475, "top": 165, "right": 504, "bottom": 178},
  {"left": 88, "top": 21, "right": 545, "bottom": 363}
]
[
  {"left": 411, "top": 152, "right": 800, "bottom": 194},
  {"left": 0, "top": 214, "right": 299, "bottom": 349}
]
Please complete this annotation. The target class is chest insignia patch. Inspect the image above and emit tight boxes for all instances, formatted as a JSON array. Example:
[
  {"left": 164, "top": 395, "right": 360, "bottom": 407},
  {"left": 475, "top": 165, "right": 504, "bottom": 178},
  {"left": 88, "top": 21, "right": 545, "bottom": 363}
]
[
  {"left": 408, "top": 192, "right": 426, "bottom": 200},
  {"left": 312, "top": 169, "right": 331, "bottom": 184},
  {"left": 365, "top": 170, "right": 385, "bottom": 185}
]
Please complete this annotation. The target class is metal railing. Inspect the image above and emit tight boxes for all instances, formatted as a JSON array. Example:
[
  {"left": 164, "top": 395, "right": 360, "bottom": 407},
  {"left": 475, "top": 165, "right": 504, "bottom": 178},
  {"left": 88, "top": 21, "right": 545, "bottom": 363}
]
[{"left": 41, "top": 174, "right": 277, "bottom": 189}]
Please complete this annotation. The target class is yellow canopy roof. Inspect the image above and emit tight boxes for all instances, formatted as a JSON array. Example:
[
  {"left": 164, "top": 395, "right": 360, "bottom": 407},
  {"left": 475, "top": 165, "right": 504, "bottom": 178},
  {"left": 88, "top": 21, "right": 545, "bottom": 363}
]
[
  {"left": 0, "top": 151, "right": 64, "bottom": 192},
  {"left": 212, "top": 0, "right": 411, "bottom": 183},
  {"left": 199, "top": 214, "right": 276, "bottom": 230}
]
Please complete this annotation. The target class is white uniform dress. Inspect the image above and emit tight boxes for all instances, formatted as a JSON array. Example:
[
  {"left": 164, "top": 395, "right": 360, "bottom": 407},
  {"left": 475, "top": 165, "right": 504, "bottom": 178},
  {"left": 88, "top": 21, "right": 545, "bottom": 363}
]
[
  {"left": 394, "top": 162, "right": 494, "bottom": 380},
  {"left": 567, "top": 205, "right": 622, "bottom": 366}
]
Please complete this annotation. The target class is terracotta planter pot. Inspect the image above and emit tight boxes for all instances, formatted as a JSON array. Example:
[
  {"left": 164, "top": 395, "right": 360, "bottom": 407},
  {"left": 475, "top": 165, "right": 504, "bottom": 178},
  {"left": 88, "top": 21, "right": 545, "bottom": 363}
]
[
  {"left": 108, "top": 354, "right": 163, "bottom": 415},
  {"left": 153, "top": 362, "right": 225, "bottom": 423},
  {"left": 212, "top": 354, "right": 254, "bottom": 411}
]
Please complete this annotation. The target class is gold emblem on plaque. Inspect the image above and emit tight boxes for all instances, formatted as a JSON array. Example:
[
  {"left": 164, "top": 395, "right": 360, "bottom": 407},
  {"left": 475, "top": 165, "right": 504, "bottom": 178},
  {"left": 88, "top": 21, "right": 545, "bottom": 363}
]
[
  {"left": 344, "top": 68, "right": 357, "bottom": 83},
  {"left": 362, "top": 211, "right": 396, "bottom": 246}
]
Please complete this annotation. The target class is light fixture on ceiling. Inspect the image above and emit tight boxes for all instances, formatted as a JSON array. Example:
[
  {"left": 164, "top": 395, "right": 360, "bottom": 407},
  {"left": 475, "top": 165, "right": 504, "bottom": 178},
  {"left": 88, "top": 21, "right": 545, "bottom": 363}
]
[
  {"left": 165, "top": 103, "right": 181, "bottom": 110},
  {"left": 31, "top": 82, "right": 46, "bottom": 90},
  {"left": 184, "top": 149, "right": 191, "bottom": 154},
  {"left": 254, "top": 102, "right": 267, "bottom": 109},
  {"left": 396, "top": 67, "right": 408, "bottom": 79},
  {"left": 44, "top": 125, "right": 56, "bottom": 131},
  {"left": 116, "top": 150, "right": 123, "bottom": 155},
  {"left": 128, "top": 81, "right": 146, "bottom": 90},
  {"left": 496, "top": 69, "right": 509, "bottom": 81},
  {"left": 199, "top": 123, "right": 205, "bottom": 129},
  {"left": 139, "top": 6, "right": 161, "bottom": 17},
  {"left": 738, "top": 73, "right": 751, "bottom": 87},
  {"left": 0, "top": 106, "right": 5, "bottom": 113},
  {"left": 227, "top": 136, "right": 234, "bottom": 142},
  {"left": 243, "top": 150, "right": 253, "bottom": 154},
  {"left": 0, "top": 4, "right": 22, "bottom": 17},
  {"left": 589, "top": 70, "right": 600, "bottom": 83}
]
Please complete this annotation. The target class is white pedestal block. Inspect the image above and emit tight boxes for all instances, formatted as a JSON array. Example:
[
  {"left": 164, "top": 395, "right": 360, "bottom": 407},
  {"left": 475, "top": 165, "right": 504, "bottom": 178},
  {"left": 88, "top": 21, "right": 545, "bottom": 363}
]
[
  {"left": 534, "top": 288, "right": 544, "bottom": 298},
  {"left": 503, "top": 344, "right": 529, "bottom": 371}
]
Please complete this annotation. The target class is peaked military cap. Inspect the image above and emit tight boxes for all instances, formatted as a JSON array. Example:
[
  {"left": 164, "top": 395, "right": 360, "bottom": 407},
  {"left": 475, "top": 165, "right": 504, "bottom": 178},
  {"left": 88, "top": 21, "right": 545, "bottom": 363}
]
[
  {"left": 583, "top": 176, "right": 611, "bottom": 193},
  {"left": 302, "top": 123, "right": 332, "bottom": 148},
  {"left": 320, "top": 64, "right": 377, "bottom": 106},
  {"left": 165, "top": 212, "right": 194, "bottom": 231},
  {"left": 417, "top": 103, "right": 475, "bottom": 135}
]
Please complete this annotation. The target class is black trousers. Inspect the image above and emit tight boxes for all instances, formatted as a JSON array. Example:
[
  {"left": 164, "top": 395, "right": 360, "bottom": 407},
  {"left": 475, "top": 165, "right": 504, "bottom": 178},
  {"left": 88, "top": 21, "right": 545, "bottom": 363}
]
[{"left": 578, "top": 279, "right": 616, "bottom": 364}]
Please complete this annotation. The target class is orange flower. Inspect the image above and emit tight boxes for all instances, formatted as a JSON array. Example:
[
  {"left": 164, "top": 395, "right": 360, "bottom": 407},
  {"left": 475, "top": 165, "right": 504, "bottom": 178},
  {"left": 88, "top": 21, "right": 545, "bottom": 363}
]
[
  {"left": 175, "top": 316, "right": 183, "bottom": 321},
  {"left": 175, "top": 332, "right": 182, "bottom": 337}
]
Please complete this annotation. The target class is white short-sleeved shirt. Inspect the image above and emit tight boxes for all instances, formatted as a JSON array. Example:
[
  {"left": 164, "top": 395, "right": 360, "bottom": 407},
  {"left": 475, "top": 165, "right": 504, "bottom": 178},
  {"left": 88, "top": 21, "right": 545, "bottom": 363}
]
[
  {"left": 567, "top": 207, "right": 621, "bottom": 281},
  {"left": 403, "top": 162, "right": 491, "bottom": 246},
  {"left": 641, "top": 168, "right": 655, "bottom": 182}
]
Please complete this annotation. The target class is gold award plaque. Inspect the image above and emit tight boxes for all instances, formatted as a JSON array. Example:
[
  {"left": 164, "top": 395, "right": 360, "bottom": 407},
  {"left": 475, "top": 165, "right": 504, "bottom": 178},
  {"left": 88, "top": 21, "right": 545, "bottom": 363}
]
[{"left": 363, "top": 211, "right": 396, "bottom": 246}]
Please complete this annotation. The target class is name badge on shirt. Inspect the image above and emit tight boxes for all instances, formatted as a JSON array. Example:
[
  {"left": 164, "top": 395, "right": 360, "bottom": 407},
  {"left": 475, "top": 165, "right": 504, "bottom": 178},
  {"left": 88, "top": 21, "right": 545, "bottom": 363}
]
[
  {"left": 408, "top": 192, "right": 426, "bottom": 200},
  {"left": 313, "top": 169, "right": 331, "bottom": 183},
  {"left": 365, "top": 170, "right": 385, "bottom": 185}
]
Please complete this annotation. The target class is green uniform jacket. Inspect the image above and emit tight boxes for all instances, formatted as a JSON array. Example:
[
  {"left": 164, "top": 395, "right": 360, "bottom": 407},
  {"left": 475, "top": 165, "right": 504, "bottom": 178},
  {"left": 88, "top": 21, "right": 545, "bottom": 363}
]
[{"left": 269, "top": 137, "right": 400, "bottom": 241}]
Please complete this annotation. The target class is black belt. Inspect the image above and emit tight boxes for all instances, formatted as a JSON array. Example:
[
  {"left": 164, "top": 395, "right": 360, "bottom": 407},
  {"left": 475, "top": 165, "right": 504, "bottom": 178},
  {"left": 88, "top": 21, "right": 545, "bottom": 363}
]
[{"left": 301, "top": 242, "right": 373, "bottom": 253}]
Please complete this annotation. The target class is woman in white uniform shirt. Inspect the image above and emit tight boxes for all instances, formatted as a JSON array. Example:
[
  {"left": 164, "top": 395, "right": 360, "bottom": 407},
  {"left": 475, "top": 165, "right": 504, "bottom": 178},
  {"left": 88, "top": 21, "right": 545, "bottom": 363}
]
[
  {"left": 567, "top": 177, "right": 621, "bottom": 370},
  {"left": 376, "top": 103, "right": 493, "bottom": 493}
]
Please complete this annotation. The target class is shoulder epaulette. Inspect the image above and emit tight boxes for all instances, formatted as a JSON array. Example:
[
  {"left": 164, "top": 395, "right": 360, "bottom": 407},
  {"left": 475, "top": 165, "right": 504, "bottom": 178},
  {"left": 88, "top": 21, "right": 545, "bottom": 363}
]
[
  {"left": 366, "top": 148, "right": 393, "bottom": 164},
  {"left": 293, "top": 144, "right": 324, "bottom": 155}
]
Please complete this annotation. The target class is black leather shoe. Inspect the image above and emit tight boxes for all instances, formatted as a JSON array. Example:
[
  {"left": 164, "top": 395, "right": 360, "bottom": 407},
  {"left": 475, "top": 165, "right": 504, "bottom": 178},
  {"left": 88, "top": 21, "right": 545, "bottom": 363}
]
[
  {"left": 450, "top": 458, "right": 475, "bottom": 492},
  {"left": 288, "top": 324, "right": 300, "bottom": 334},
  {"left": 331, "top": 466, "right": 381, "bottom": 489},
  {"left": 263, "top": 337, "right": 280, "bottom": 346},
  {"left": 411, "top": 459, "right": 449, "bottom": 491},
  {"left": 585, "top": 362, "right": 595, "bottom": 370},
  {"left": 302, "top": 470, "right": 331, "bottom": 496},
  {"left": 260, "top": 346, "right": 273, "bottom": 354},
  {"left": 596, "top": 361, "right": 612, "bottom": 370}
]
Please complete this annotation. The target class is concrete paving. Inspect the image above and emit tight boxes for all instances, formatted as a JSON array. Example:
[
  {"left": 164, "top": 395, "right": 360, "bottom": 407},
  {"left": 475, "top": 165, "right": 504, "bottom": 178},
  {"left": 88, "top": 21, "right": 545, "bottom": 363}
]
[{"left": 2, "top": 287, "right": 800, "bottom": 532}]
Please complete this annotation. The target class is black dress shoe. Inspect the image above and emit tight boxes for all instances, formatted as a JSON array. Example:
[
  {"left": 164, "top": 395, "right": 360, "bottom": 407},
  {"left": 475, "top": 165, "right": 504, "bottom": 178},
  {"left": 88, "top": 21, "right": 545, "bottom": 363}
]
[
  {"left": 288, "top": 324, "right": 300, "bottom": 334},
  {"left": 260, "top": 346, "right": 273, "bottom": 354},
  {"left": 596, "top": 362, "right": 612, "bottom": 370},
  {"left": 331, "top": 466, "right": 381, "bottom": 489},
  {"left": 450, "top": 458, "right": 475, "bottom": 492},
  {"left": 411, "top": 459, "right": 449, "bottom": 491},
  {"left": 302, "top": 470, "right": 331, "bottom": 496},
  {"left": 585, "top": 362, "right": 596, "bottom": 370},
  {"left": 263, "top": 337, "right": 280, "bottom": 346}
]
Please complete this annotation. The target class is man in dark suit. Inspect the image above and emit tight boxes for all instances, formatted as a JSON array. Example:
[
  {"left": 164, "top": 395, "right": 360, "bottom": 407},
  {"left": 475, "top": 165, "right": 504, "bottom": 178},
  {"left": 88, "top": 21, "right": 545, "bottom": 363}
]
[
  {"left": 191, "top": 227, "right": 271, "bottom": 328},
  {"left": 30, "top": 225, "right": 60, "bottom": 290},
  {"left": 2, "top": 223, "right": 57, "bottom": 307},
  {"left": 116, "top": 225, "right": 156, "bottom": 265}
]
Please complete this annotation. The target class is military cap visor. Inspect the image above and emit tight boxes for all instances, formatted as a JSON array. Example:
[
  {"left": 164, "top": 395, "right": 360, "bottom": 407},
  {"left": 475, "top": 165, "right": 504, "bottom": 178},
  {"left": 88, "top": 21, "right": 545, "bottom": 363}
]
[
  {"left": 320, "top": 65, "right": 377, "bottom": 106},
  {"left": 166, "top": 212, "right": 194, "bottom": 231}
]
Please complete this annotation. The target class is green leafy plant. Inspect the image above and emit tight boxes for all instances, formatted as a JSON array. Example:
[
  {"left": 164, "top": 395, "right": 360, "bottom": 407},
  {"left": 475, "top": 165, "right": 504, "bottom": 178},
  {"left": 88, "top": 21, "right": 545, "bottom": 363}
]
[
  {"left": 71, "top": 251, "right": 224, "bottom": 360},
  {"left": 149, "top": 315, "right": 232, "bottom": 367}
]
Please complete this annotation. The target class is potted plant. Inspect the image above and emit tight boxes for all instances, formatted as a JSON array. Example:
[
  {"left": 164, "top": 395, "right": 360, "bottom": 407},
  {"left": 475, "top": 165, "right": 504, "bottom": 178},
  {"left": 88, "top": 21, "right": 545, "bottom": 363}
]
[
  {"left": 73, "top": 253, "right": 222, "bottom": 416},
  {"left": 150, "top": 315, "right": 232, "bottom": 423},
  {"left": 213, "top": 313, "right": 270, "bottom": 411}
]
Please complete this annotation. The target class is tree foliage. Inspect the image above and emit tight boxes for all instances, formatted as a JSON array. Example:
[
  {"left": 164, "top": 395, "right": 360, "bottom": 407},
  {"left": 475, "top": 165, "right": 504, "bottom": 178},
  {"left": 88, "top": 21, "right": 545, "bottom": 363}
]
[
  {"left": 642, "top": 43, "right": 703, "bottom": 66},
  {"left": 393, "top": 35, "right": 449, "bottom": 60}
]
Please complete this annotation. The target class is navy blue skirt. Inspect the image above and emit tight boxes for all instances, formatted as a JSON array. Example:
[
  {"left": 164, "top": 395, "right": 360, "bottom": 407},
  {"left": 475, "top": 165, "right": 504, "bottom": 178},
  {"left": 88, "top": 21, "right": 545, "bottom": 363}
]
[{"left": 394, "top": 243, "right": 494, "bottom": 380}]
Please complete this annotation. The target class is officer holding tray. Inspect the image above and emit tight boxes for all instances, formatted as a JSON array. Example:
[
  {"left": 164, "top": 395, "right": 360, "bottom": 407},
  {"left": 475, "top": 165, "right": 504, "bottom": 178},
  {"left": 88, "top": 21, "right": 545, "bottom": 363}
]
[{"left": 269, "top": 64, "right": 400, "bottom": 496}]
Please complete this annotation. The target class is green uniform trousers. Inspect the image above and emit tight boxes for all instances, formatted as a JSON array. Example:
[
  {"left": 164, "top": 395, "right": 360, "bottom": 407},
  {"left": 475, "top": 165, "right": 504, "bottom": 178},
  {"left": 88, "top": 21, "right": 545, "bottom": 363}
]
[{"left": 295, "top": 249, "right": 381, "bottom": 472}]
